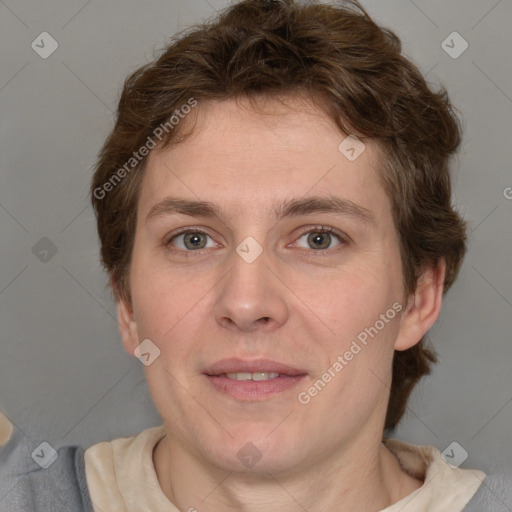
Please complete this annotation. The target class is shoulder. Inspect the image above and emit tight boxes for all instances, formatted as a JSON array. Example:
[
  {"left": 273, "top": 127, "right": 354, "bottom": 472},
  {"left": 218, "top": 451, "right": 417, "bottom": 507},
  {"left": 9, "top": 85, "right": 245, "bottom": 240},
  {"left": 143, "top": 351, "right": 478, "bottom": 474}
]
[
  {"left": 383, "top": 438, "right": 512, "bottom": 512},
  {"left": 383, "top": 438, "right": 486, "bottom": 511},
  {"left": 84, "top": 423, "right": 166, "bottom": 476},
  {"left": 83, "top": 424, "right": 167, "bottom": 509},
  {"left": 463, "top": 468, "right": 512, "bottom": 511},
  {"left": 0, "top": 411, "right": 94, "bottom": 512}
]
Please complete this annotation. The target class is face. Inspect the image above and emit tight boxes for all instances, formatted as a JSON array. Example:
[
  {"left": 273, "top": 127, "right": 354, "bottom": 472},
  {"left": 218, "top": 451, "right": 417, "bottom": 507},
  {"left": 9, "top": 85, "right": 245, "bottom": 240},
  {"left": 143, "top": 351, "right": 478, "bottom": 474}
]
[{"left": 119, "top": 96, "right": 425, "bottom": 474}]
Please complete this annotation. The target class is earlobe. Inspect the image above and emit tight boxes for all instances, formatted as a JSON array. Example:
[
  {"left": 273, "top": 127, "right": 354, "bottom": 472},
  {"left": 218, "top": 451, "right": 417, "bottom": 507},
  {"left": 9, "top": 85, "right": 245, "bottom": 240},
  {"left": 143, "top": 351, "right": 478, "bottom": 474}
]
[
  {"left": 394, "top": 259, "right": 446, "bottom": 351},
  {"left": 117, "top": 297, "right": 140, "bottom": 356}
]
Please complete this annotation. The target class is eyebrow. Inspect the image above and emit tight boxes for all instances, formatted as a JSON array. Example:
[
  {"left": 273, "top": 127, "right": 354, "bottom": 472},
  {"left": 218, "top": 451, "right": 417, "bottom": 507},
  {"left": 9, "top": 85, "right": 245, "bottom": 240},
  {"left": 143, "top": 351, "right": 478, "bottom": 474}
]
[{"left": 145, "top": 195, "right": 375, "bottom": 225}]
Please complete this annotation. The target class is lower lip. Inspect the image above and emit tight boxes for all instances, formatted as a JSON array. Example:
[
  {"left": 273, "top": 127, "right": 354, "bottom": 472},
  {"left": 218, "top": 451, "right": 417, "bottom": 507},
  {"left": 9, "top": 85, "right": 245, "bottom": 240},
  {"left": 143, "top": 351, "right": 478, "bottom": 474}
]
[{"left": 205, "top": 374, "right": 307, "bottom": 400}]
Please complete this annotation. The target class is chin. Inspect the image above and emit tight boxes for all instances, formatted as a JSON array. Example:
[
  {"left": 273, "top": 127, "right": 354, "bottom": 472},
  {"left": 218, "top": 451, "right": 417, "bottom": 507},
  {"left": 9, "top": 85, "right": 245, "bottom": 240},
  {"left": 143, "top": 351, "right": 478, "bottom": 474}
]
[{"left": 203, "top": 429, "right": 304, "bottom": 475}]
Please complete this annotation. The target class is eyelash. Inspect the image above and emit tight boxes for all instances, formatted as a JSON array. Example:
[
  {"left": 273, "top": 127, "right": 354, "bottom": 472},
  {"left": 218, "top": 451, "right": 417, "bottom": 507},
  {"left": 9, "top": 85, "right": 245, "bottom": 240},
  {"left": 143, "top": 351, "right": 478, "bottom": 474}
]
[{"left": 164, "top": 225, "right": 348, "bottom": 255}]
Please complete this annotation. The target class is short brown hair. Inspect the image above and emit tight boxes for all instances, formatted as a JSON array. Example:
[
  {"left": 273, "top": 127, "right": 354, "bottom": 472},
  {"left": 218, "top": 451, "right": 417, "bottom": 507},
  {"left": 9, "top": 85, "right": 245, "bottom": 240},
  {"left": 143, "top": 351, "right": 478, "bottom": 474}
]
[{"left": 91, "top": 0, "right": 467, "bottom": 430}]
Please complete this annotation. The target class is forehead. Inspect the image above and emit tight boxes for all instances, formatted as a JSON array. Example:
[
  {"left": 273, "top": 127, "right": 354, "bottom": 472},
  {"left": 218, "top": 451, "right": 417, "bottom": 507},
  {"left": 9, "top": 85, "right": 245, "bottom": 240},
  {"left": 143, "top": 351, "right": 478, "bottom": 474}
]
[{"left": 138, "top": 96, "right": 389, "bottom": 224}]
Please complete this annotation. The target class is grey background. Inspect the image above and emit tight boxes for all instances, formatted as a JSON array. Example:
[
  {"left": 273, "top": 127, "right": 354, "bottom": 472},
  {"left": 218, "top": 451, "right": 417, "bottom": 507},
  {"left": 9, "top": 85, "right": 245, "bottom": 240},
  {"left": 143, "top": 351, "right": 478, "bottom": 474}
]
[{"left": 1, "top": 0, "right": 511, "bottom": 479}]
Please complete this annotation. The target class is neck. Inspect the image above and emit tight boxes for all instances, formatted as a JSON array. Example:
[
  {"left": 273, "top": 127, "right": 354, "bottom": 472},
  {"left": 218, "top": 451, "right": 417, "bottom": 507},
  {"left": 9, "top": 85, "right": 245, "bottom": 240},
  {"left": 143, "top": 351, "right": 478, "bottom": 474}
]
[{"left": 153, "top": 430, "right": 423, "bottom": 512}]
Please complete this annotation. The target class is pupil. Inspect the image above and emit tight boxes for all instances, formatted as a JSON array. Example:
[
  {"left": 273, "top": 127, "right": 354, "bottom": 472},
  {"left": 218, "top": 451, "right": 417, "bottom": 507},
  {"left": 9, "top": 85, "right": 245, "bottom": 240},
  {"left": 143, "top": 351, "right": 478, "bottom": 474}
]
[
  {"left": 309, "top": 232, "right": 330, "bottom": 249},
  {"left": 185, "top": 233, "right": 205, "bottom": 249}
]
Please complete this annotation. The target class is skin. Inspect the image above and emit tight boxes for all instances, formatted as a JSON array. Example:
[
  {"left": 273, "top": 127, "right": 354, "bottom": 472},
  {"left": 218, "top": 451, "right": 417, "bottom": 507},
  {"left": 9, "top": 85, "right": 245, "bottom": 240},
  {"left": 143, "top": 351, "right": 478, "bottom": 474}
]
[{"left": 117, "top": 95, "right": 446, "bottom": 512}]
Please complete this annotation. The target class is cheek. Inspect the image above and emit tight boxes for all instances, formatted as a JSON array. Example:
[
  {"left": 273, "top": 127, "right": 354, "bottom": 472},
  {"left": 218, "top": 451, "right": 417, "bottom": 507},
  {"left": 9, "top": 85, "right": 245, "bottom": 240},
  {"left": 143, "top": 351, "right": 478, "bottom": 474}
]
[
  {"left": 129, "top": 234, "right": 210, "bottom": 336},
  {"left": 295, "top": 263, "right": 399, "bottom": 339},
  {"left": 297, "top": 265, "right": 402, "bottom": 392},
  {"left": 132, "top": 281, "right": 195, "bottom": 342}
]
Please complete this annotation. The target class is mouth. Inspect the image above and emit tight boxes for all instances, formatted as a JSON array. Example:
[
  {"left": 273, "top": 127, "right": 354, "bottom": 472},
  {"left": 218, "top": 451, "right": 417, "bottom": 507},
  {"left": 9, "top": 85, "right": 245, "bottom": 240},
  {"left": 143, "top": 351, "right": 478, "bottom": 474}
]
[
  {"left": 203, "top": 358, "right": 308, "bottom": 400},
  {"left": 215, "top": 371, "right": 284, "bottom": 381}
]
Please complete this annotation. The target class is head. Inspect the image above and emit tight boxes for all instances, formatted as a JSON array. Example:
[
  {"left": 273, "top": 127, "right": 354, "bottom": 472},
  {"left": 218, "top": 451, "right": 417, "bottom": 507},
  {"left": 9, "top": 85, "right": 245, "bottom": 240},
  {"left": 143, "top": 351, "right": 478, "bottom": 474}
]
[{"left": 91, "top": 0, "right": 466, "bottom": 466}]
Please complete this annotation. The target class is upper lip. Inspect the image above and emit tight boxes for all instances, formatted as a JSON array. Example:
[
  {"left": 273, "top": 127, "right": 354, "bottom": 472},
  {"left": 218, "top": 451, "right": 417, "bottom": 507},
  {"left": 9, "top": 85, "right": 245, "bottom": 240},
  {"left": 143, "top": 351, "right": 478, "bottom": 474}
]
[{"left": 204, "top": 358, "right": 308, "bottom": 376}]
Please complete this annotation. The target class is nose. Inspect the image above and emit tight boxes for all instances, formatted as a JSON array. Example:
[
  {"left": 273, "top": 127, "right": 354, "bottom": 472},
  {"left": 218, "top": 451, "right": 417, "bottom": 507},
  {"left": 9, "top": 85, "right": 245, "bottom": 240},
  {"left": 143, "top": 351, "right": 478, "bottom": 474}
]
[{"left": 213, "top": 244, "right": 289, "bottom": 333}]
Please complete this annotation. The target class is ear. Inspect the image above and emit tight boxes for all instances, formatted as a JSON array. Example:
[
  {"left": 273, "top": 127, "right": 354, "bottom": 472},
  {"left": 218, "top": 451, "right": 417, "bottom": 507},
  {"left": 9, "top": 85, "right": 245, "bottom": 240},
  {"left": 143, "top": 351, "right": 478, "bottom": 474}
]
[
  {"left": 117, "top": 296, "right": 140, "bottom": 357},
  {"left": 394, "top": 259, "right": 446, "bottom": 351}
]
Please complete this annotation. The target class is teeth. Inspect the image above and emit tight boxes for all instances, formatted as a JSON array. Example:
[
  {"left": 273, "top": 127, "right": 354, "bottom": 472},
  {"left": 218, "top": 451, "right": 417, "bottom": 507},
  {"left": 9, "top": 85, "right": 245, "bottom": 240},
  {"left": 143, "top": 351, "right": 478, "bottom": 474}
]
[{"left": 226, "top": 372, "right": 280, "bottom": 381}]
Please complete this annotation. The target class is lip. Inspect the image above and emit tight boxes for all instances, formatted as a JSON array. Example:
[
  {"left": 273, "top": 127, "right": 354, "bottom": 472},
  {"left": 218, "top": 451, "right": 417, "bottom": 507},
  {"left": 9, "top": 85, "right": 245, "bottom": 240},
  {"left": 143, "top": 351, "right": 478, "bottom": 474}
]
[
  {"left": 203, "top": 358, "right": 308, "bottom": 401},
  {"left": 205, "top": 374, "right": 307, "bottom": 400},
  {"left": 203, "top": 357, "right": 308, "bottom": 377}
]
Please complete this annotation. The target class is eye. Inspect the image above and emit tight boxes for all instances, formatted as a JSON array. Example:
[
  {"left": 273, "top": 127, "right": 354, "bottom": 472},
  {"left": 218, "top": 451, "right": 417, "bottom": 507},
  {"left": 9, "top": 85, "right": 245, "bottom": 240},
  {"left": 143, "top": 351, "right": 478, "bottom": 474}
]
[
  {"left": 164, "top": 225, "right": 347, "bottom": 255},
  {"left": 294, "top": 226, "right": 345, "bottom": 251},
  {"left": 166, "top": 229, "right": 217, "bottom": 251}
]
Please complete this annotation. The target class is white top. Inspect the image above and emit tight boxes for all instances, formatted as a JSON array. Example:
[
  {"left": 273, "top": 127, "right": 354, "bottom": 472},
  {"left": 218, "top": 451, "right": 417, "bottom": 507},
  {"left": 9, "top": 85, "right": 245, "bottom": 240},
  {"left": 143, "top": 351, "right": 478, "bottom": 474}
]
[{"left": 84, "top": 424, "right": 486, "bottom": 512}]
